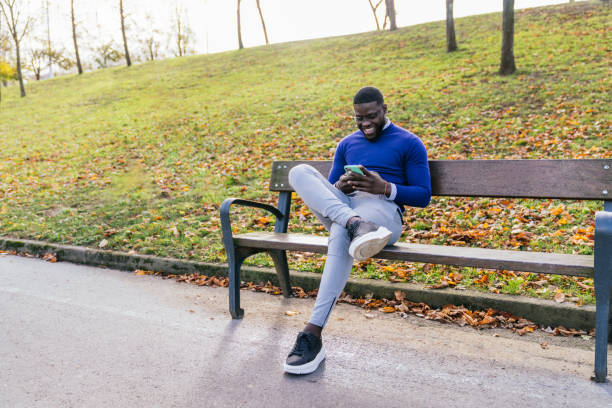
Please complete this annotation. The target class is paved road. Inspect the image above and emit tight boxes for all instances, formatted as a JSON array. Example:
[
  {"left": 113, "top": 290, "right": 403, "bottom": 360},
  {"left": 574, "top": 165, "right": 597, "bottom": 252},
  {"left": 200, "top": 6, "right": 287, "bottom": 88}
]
[{"left": 1, "top": 254, "right": 611, "bottom": 408}]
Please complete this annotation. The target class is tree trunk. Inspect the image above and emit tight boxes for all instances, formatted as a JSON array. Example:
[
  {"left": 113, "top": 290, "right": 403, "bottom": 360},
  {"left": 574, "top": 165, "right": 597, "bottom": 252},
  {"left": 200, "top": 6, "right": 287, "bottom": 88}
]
[
  {"left": 0, "top": 11, "right": 2, "bottom": 103},
  {"left": 14, "top": 37, "right": 25, "bottom": 97},
  {"left": 237, "top": 0, "right": 243, "bottom": 49},
  {"left": 255, "top": 0, "right": 269, "bottom": 45},
  {"left": 384, "top": 0, "right": 397, "bottom": 30},
  {"left": 71, "top": 0, "right": 83, "bottom": 74},
  {"left": 368, "top": 0, "right": 383, "bottom": 31},
  {"left": 446, "top": 0, "right": 457, "bottom": 52},
  {"left": 119, "top": 0, "right": 131, "bottom": 66},
  {"left": 176, "top": 7, "right": 183, "bottom": 56},
  {"left": 499, "top": 0, "right": 516, "bottom": 75}
]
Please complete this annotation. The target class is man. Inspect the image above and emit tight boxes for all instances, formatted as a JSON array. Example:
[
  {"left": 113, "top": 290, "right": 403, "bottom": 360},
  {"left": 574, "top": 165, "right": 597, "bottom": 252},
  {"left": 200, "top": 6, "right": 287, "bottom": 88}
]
[{"left": 284, "top": 86, "right": 431, "bottom": 375}]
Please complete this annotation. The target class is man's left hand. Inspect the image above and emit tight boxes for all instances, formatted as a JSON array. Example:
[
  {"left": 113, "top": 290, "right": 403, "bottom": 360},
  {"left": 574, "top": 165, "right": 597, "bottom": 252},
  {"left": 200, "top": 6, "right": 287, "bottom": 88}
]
[{"left": 346, "top": 166, "right": 389, "bottom": 196}]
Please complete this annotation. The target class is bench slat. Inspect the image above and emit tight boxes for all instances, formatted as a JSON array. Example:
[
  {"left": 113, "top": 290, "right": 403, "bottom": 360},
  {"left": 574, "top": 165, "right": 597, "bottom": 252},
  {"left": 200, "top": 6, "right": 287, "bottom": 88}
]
[
  {"left": 269, "top": 159, "right": 612, "bottom": 200},
  {"left": 234, "top": 232, "right": 594, "bottom": 277}
]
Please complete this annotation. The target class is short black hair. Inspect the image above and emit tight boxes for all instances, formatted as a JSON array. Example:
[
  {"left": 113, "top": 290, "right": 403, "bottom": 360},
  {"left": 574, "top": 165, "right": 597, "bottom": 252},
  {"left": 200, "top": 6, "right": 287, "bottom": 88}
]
[{"left": 353, "top": 86, "right": 384, "bottom": 105}]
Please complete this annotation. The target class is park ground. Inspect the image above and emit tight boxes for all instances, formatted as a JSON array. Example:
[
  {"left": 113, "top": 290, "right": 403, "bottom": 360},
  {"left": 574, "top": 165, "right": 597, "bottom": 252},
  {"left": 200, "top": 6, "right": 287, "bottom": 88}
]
[
  {"left": 1, "top": 254, "right": 612, "bottom": 407},
  {"left": 0, "top": 2, "right": 610, "bottom": 302}
]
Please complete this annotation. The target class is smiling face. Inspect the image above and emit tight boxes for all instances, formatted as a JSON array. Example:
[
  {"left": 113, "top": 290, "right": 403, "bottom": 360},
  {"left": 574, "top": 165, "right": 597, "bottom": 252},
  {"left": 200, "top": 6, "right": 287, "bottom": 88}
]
[{"left": 354, "top": 101, "right": 387, "bottom": 141}]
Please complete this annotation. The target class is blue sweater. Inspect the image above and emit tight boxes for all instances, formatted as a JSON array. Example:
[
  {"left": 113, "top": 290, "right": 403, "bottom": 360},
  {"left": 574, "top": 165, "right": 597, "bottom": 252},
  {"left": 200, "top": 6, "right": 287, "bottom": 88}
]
[{"left": 329, "top": 123, "right": 431, "bottom": 209}]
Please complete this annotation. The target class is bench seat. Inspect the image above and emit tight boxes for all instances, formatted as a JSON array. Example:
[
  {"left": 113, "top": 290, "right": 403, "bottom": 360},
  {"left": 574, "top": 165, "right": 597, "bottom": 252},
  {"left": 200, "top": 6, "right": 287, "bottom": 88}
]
[{"left": 234, "top": 232, "right": 594, "bottom": 277}]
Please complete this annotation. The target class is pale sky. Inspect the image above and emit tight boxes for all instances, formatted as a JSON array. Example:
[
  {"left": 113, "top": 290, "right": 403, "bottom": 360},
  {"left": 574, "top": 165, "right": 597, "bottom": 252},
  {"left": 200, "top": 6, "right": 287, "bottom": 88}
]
[{"left": 12, "top": 0, "right": 586, "bottom": 71}]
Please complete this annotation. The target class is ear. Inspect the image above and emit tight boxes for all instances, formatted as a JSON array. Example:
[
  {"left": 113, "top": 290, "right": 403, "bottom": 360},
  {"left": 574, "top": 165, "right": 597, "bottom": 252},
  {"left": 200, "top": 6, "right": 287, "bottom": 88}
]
[{"left": 382, "top": 104, "right": 388, "bottom": 115}]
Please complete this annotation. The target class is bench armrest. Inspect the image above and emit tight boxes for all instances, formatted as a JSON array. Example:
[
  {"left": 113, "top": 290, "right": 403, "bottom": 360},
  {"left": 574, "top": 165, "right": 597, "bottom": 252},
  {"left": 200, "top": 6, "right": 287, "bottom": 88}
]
[{"left": 220, "top": 198, "right": 285, "bottom": 247}]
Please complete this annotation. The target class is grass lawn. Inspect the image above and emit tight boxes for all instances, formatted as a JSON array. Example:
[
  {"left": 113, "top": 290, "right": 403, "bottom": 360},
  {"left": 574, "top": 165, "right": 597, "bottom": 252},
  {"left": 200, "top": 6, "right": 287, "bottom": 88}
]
[{"left": 0, "top": 1, "right": 610, "bottom": 304}]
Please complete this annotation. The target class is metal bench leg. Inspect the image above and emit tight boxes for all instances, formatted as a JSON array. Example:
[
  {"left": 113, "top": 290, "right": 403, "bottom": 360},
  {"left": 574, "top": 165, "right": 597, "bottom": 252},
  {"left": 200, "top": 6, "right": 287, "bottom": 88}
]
[
  {"left": 269, "top": 249, "right": 291, "bottom": 298},
  {"left": 228, "top": 247, "right": 264, "bottom": 319},
  {"left": 228, "top": 253, "right": 245, "bottom": 319},
  {"left": 594, "top": 210, "right": 612, "bottom": 382},
  {"left": 594, "top": 274, "right": 612, "bottom": 382}
]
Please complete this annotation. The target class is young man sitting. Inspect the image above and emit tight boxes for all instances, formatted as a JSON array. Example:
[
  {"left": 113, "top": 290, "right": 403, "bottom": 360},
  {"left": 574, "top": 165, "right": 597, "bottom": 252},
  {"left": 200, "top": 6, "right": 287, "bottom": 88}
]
[{"left": 284, "top": 86, "right": 431, "bottom": 374}]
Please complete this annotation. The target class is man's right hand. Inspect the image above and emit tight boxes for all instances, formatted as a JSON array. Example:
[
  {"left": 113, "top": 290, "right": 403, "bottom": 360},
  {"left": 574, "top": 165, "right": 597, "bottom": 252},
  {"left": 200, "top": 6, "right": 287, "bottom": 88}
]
[{"left": 335, "top": 173, "right": 356, "bottom": 194}]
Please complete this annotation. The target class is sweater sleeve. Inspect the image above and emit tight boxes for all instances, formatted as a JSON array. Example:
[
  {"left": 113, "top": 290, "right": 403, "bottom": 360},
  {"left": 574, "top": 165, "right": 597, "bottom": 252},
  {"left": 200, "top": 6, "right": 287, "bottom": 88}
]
[
  {"left": 328, "top": 140, "right": 347, "bottom": 184},
  {"left": 394, "top": 138, "right": 431, "bottom": 208}
]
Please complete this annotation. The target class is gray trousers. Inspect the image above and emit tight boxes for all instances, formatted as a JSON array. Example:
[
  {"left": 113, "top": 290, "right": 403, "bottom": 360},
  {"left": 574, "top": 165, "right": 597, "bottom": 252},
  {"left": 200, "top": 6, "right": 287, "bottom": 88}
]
[{"left": 288, "top": 164, "right": 403, "bottom": 327}]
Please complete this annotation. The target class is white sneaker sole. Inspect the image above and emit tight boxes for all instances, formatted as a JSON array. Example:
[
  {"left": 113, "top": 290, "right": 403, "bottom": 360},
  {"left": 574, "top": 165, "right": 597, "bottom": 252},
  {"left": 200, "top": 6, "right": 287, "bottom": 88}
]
[
  {"left": 349, "top": 226, "right": 392, "bottom": 261},
  {"left": 283, "top": 345, "right": 326, "bottom": 375}
]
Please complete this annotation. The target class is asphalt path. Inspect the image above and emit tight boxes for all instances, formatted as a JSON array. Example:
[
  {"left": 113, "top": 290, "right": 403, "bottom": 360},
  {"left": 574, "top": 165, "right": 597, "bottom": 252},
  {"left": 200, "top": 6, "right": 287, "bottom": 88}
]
[{"left": 1, "top": 254, "right": 611, "bottom": 408}]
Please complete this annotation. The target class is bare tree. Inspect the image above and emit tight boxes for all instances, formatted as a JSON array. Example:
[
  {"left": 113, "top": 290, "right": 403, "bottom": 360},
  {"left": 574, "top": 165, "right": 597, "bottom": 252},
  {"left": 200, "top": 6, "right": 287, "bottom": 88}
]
[
  {"left": 70, "top": 0, "right": 82, "bottom": 74},
  {"left": 255, "top": 0, "right": 269, "bottom": 45},
  {"left": 384, "top": 0, "right": 397, "bottom": 30},
  {"left": 27, "top": 45, "right": 44, "bottom": 80},
  {"left": 173, "top": 5, "right": 193, "bottom": 57},
  {"left": 139, "top": 14, "right": 162, "bottom": 61},
  {"left": 0, "top": 9, "right": 10, "bottom": 61},
  {"left": 0, "top": 12, "right": 15, "bottom": 101},
  {"left": 236, "top": 0, "right": 243, "bottom": 49},
  {"left": 499, "top": 0, "right": 516, "bottom": 75},
  {"left": 446, "top": 0, "right": 457, "bottom": 52},
  {"left": 93, "top": 40, "right": 122, "bottom": 69},
  {"left": 119, "top": 0, "right": 131, "bottom": 66},
  {"left": 0, "top": 0, "right": 33, "bottom": 97},
  {"left": 367, "top": 0, "right": 384, "bottom": 30},
  {"left": 382, "top": 8, "right": 389, "bottom": 30},
  {"left": 28, "top": 39, "right": 72, "bottom": 79},
  {"left": 140, "top": 35, "right": 160, "bottom": 61}
]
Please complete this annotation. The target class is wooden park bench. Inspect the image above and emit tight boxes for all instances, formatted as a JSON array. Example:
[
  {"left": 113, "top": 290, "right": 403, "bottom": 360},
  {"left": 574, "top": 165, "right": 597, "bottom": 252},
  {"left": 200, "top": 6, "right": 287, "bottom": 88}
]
[{"left": 220, "top": 159, "right": 612, "bottom": 382}]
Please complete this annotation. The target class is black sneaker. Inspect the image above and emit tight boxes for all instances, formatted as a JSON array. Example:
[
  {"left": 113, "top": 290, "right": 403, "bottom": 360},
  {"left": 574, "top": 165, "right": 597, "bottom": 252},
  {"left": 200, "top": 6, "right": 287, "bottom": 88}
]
[
  {"left": 347, "top": 219, "right": 392, "bottom": 261},
  {"left": 283, "top": 331, "right": 326, "bottom": 375}
]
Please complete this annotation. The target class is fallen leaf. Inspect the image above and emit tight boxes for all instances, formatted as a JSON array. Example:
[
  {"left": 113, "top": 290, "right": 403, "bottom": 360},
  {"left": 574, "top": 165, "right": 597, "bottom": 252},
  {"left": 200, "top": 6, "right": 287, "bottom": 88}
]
[
  {"left": 42, "top": 253, "right": 57, "bottom": 263},
  {"left": 479, "top": 315, "right": 496, "bottom": 326},
  {"left": 428, "top": 281, "right": 450, "bottom": 289},
  {"left": 98, "top": 239, "right": 108, "bottom": 248},
  {"left": 381, "top": 306, "right": 396, "bottom": 313},
  {"left": 285, "top": 310, "right": 299, "bottom": 316},
  {"left": 554, "top": 292, "right": 565, "bottom": 303},
  {"left": 364, "top": 313, "right": 376, "bottom": 319},
  {"left": 540, "top": 342, "right": 549, "bottom": 349}
]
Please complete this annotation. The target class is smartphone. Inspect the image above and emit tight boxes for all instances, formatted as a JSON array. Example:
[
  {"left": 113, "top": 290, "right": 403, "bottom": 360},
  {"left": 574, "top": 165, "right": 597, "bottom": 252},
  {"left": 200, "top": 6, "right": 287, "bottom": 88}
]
[{"left": 344, "top": 165, "right": 364, "bottom": 175}]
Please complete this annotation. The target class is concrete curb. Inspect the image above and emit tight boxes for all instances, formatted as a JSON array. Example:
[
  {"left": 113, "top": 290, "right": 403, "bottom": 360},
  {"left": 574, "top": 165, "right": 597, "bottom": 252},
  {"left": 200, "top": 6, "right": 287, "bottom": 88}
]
[{"left": 0, "top": 236, "right": 595, "bottom": 330}]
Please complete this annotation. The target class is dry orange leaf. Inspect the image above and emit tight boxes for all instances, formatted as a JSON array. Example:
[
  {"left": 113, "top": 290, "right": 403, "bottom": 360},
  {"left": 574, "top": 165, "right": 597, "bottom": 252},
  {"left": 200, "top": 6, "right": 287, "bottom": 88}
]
[
  {"left": 394, "top": 290, "right": 406, "bottom": 302},
  {"left": 285, "top": 310, "right": 299, "bottom": 316},
  {"left": 428, "top": 281, "right": 450, "bottom": 289},
  {"left": 42, "top": 253, "right": 57, "bottom": 263},
  {"left": 479, "top": 315, "right": 496, "bottom": 325},
  {"left": 550, "top": 207, "right": 564, "bottom": 216},
  {"left": 381, "top": 306, "right": 396, "bottom": 313}
]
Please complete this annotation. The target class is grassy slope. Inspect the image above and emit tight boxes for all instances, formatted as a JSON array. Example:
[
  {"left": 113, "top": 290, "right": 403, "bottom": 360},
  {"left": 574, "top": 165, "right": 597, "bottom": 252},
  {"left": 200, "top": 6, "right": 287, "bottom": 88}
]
[{"left": 0, "top": 2, "right": 610, "bottom": 303}]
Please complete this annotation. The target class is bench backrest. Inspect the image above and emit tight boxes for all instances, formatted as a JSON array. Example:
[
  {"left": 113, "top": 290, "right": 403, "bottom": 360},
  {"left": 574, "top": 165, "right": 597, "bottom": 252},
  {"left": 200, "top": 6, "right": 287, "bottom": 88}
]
[{"left": 270, "top": 159, "right": 612, "bottom": 200}]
